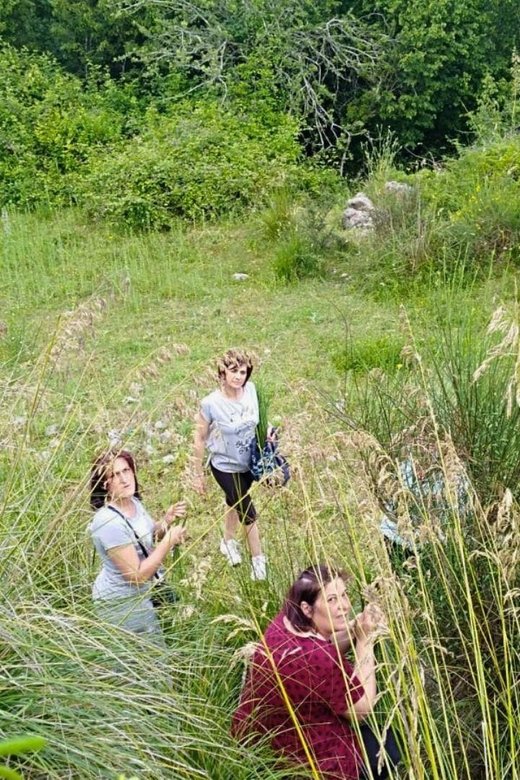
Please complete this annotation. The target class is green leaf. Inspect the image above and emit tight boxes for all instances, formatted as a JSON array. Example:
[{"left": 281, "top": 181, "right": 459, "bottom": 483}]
[{"left": 0, "top": 736, "right": 46, "bottom": 757}]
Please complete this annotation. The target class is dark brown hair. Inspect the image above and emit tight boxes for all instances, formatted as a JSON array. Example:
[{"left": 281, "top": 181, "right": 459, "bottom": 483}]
[
  {"left": 90, "top": 449, "right": 141, "bottom": 510},
  {"left": 283, "top": 564, "right": 347, "bottom": 632}
]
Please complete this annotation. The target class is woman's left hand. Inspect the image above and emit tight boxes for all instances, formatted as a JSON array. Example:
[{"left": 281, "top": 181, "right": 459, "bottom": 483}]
[
  {"left": 164, "top": 501, "right": 187, "bottom": 526},
  {"left": 355, "top": 604, "right": 386, "bottom": 641}
]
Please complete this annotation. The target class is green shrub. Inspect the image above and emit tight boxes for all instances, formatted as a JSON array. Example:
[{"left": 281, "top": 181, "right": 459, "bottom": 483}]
[
  {"left": 332, "top": 334, "right": 405, "bottom": 374},
  {"left": 0, "top": 45, "right": 128, "bottom": 208},
  {"left": 272, "top": 234, "right": 324, "bottom": 282},
  {"left": 257, "top": 187, "right": 300, "bottom": 243},
  {"left": 79, "top": 104, "right": 303, "bottom": 229},
  {"left": 416, "top": 135, "right": 520, "bottom": 268}
]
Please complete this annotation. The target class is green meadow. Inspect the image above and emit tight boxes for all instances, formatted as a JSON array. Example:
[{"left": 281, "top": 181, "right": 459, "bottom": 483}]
[{"left": 0, "top": 190, "right": 519, "bottom": 779}]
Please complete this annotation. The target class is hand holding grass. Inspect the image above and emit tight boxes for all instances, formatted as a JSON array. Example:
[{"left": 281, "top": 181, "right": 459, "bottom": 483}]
[
  {"left": 165, "top": 524, "right": 187, "bottom": 548},
  {"left": 329, "top": 618, "right": 357, "bottom": 654},
  {"left": 156, "top": 501, "right": 187, "bottom": 538},
  {"left": 165, "top": 501, "right": 187, "bottom": 524},
  {"left": 355, "top": 603, "right": 386, "bottom": 642}
]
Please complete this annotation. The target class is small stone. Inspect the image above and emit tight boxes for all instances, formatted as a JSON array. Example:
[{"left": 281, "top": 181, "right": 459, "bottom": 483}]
[
  {"left": 123, "top": 396, "right": 139, "bottom": 405},
  {"left": 45, "top": 424, "right": 60, "bottom": 437},
  {"left": 12, "top": 416, "right": 27, "bottom": 426},
  {"left": 155, "top": 420, "right": 167, "bottom": 430},
  {"left": 233, "top": 273, "right": 249, "bottom": 281},
  {"left": 162, "top": 454, "right": 175, "bottom": 464}
]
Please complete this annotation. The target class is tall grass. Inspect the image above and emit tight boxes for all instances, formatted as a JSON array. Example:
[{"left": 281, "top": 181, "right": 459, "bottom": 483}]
[{"left": 1, "top": 209, "right": 519, "bottom": 779}]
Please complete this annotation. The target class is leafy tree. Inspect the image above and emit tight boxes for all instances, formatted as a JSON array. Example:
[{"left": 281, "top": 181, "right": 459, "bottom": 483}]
[
  {"left": 0, "top": 44, "right": 127, "bottom": 207},
  {"left": 117, "top": 0, "right": 388, "bottom": 154},
  {"left": 348, "top": 0, "right": 519, "bottom": 153},
  {"left": 48, "top": 0, "right": 152, "bottom": 78},
  {"left": 0, "top": 0, "right": 54, "bottom": 53},
  {"left": 0, "top": 0, "right": 154, "bottom": 79}
]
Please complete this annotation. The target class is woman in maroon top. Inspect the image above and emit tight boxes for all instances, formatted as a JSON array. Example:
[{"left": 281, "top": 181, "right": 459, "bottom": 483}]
[{"left": 233, "top": 564, "right": 400, "bottom": 779}]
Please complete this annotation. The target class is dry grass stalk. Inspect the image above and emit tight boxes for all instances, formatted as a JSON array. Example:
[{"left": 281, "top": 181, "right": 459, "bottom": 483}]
[
  {"left": 491, "top": 488, "right": 520, "bottom": 579},
  {"left": 50, "top": 294, "right": 111, "bottom": 370},
  {"left": 473, "top": 303, "right": 520, "bottom": 416}
]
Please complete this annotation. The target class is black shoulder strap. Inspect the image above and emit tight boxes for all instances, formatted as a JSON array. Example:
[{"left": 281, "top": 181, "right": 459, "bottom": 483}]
[{"left": 108, "top": 504, "right": 161, "bottom": 581}]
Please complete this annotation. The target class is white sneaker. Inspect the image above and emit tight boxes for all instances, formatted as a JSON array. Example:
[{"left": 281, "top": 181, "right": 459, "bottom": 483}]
[
  {"left": 219, "top": 538, "right": 242, "bottom": 566},
  {"left": 251, "top": 555, "right": 267, "bottom": 581}
]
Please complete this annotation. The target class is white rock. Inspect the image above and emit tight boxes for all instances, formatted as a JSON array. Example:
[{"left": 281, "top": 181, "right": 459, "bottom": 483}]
[
  {"left": 123, "top": 396, "right": 139, "bottom": 405},
  {"left": 233, "top": 273, "right": 249, "bottom": 281},
  {"left": 342, "top": 207, "right": 374, "bottom": 230},
  {"left": 45, "top": 424, "right": 60, "bottom": 437},
  {"left": 347, "top": 192, "right": 374, "bottom": 211},
  {"left": 342, "top": 192, "right": 375, "bottom": 231},
  {"left": 155, "top": 420, "right": 167, "bottom": 430},
  {"left": 385, "top": 180, "right": 413, "bottom": 195},
  {"left": 162, "top": 454, "right": 175, "bottom": 464},
  {"left": 12, "top": 416, "right": 27, "bottom": 426}
]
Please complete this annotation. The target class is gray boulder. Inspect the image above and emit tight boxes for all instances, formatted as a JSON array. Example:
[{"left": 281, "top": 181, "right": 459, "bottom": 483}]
[{"left": 342, "top": 192, "right": 375, "bottom": 231}]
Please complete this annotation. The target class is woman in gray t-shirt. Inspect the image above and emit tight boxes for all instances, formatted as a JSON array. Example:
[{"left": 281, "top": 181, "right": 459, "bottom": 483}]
[
  {"left": 193, "top": 348, "right": 266, "bottom": 581},
  {"left": 89, "top": 449, "right": 187, "bottom": 637}
]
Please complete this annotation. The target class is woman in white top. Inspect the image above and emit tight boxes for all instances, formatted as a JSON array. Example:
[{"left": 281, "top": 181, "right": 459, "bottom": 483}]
[
  {"left": 193, "top": 349, "right": 266, "bottom": 580},
  {"left": 89, "top": 448, "right": 187, "bottom": 638}
]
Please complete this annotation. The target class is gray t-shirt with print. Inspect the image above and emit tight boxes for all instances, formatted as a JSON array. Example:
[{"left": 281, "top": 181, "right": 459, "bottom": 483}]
[
  {"left": 200, "top": 381, "right": 259, "bottom": 473},
  {"left": 89, "top": 498, "right": 160, "bottom": 601}
]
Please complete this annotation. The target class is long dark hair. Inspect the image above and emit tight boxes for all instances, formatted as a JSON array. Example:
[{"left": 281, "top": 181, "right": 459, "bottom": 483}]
[
  {"left": 90, "top": 449, "right": 141, "bottom": 510},
  {"left": 283, "top": 564, "right": 347, "bottom": 632}
]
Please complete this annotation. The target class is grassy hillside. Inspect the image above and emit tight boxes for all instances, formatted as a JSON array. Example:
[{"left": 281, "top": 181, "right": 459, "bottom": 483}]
[{"left": 0, "top": 206, "right": 519, "bottom": 779}]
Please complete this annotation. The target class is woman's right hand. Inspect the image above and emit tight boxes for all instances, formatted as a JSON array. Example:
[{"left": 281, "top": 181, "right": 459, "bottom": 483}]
[
  {"left": 165, "top": 524, "right": 187, "bottom": 548},
  {"left": 193, "top": 473, "right": 206, "bottom": 495}
]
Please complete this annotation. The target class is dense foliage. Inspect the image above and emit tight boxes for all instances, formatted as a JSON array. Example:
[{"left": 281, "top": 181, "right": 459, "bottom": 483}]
[
  {"left": 80, "top": 105, "right": 306, "bottom": 227},
  {"left": 0, "top": 0, "right": 518, "bottom": 172}
]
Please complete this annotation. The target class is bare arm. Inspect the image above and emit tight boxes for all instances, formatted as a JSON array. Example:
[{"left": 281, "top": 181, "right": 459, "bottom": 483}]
[
  {"left": 346, "top": 605, "right": 384, "bottom": 721},
  {"left": 108, "top": 525, "right": 186, "bottom": 586},
  {"left": 192, "top": 412, "right": 210, "bottom": 494}
]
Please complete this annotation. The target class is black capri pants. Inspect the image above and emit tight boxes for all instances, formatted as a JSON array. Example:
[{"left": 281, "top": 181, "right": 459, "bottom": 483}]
[
  {"left": 210, "top": 464, "right": 257, "bottom": 525},
  {"left": 360, "top": 724, "right": 401, "bottom": 780}
]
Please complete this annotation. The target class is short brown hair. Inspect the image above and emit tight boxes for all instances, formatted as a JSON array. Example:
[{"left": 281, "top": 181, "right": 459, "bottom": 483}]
[{"left": 216, "top": 348, "right": 255, "bottom": 384}]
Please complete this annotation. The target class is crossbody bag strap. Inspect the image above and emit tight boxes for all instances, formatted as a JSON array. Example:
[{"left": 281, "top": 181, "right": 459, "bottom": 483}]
[{"left": 108, "top": 505, "right": 161, "bottom": 581}]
